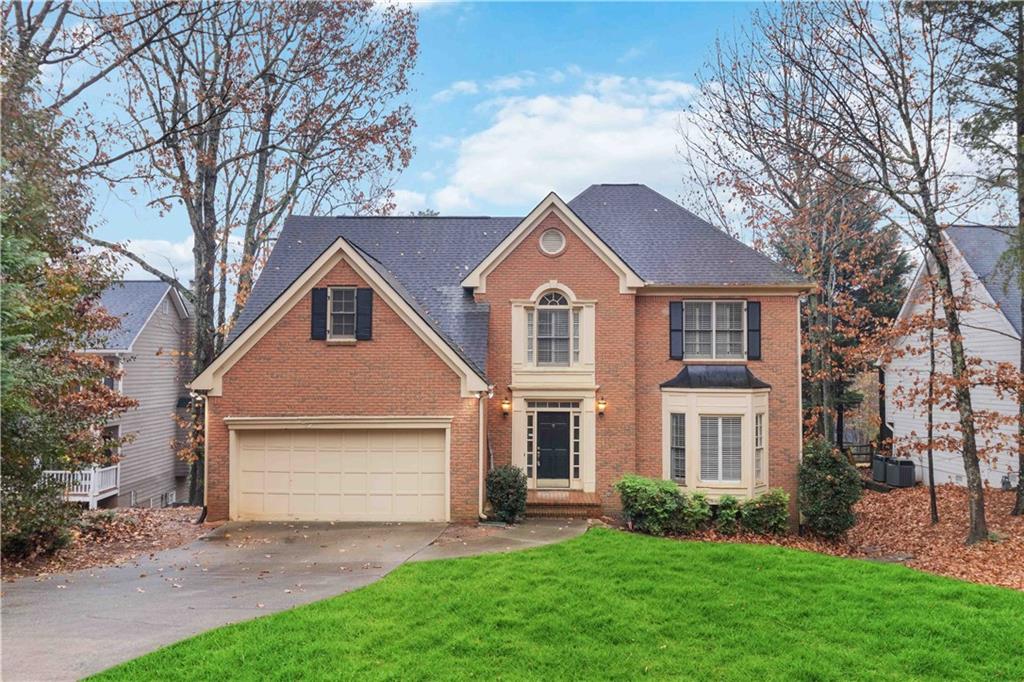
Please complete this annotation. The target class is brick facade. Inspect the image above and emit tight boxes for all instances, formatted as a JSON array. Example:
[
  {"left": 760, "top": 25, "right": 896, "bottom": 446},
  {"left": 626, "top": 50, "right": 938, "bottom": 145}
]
[
  {"left": 634, "top": 294, "right": 802, "bottom": 520},
  {"left": 204, "top": 258, "right": 481, "bottom": 522},
  {"left": 204, "top": 214, "right": 804, "bottom": 524}
]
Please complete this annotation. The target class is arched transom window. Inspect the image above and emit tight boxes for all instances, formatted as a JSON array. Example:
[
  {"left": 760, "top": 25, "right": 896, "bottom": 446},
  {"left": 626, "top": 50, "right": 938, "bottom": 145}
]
[{"left": 527, "top": 290, "right": 579, "bottom": 366}]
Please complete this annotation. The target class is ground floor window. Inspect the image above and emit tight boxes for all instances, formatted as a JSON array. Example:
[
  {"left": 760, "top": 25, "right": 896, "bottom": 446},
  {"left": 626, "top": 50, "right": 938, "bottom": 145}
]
[
  {"left": 670, "top": 413, "right": 686, "bottom": 483},
  {"left": 755, "top": 413, "right": 765, "bottom": 483},
  {"left": 700, "top": 415, "right": 742, "bottom": 482}
]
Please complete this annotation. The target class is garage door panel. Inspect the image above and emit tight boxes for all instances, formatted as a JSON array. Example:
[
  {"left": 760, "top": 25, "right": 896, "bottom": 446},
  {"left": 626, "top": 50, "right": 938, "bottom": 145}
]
[{"left": 235, "top": 427, "right": 447, "bottom": 521}]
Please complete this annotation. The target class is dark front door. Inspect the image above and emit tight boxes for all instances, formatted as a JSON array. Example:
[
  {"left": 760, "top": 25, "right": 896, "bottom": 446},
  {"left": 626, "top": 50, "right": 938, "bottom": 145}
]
[{"left": 537, "top": 411, "right": 570, "bottom": 483}]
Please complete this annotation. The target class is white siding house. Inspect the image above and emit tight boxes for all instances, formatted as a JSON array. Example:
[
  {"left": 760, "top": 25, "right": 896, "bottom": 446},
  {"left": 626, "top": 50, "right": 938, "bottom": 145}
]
[
  {"left": 51, "top": 281, "right": 193, "bottom": 508},
  {"left": 883, "top": 227, "right": 1021, "bottom": 487}
]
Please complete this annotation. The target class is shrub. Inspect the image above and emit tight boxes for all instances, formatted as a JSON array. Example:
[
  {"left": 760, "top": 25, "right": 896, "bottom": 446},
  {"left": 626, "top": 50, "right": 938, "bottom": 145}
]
[
  {"left": 615, "top": 476, "right": 712, "bottom": 536},
  {"left": 1, "top": 472, "right": 80, "bottom": 560},
  {"left": 676, "top": 491, "right": 712, "bottom": 534},
  {"left": 615, "top": 475, "right": 683, "bottom": 536},
  {"left": 486, "top": 465, "right": 527, "bottom": 523},
  {"left": 799, "top": 438, "right": 862, "bottom": 539},
  {"left": 740, "top": 489, "right": 790, "bottom": 535},
  {"left": 714, "top": 495, "right": 740, "bottom": 535}
]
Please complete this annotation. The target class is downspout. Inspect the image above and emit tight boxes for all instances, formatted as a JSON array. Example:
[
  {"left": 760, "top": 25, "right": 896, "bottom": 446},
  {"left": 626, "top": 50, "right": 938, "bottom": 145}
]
[{"left": 478, "top": 387, "right": 493, "bottom": 520}]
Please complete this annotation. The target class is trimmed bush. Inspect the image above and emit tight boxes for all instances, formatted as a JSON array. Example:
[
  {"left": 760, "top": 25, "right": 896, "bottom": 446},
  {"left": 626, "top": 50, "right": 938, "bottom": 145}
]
[
  {"left": 740, "top": 489, "right": 790, "bottom": 535},
  {"left": 799, "top": 438, "right": 862, "bottom": 539},
  {"left": 714, "top": 495, "right": 740, "bottom": 535},
  {"left": 615, "top": 475, "right": 683, "bottom": 536},
  {"left": 486, "top": 465, "right": 527, "bottom": 524},
  {"left": 678, "top": 492, "right": 711, "bottom": 534},
  {"left": 615, "top": 476, "right": 711, "bottom": 536}
]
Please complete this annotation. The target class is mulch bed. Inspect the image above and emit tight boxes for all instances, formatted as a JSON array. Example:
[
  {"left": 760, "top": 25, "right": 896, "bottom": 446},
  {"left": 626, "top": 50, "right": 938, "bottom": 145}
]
[
  {"left": 676, "top": 484, "right": 1024, "bottom": 591},
  {"left": 2, "top": 506, "right": 209, "bottom": 582}
]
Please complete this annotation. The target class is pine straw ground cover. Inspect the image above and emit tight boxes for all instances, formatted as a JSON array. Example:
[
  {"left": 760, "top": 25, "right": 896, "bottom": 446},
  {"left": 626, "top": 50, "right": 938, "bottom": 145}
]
[
  {"left": 684, "top": 484, "right": 1024, "bottom": 591},
  {"left": 2, "top": 506, "right": 206, "bottom": 581}
]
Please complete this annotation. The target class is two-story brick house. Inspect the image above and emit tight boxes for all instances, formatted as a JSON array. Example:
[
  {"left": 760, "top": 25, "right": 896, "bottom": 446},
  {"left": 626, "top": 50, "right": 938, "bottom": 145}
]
[{"left": 191, "top": 184, "right": 809, "bottom": 523}]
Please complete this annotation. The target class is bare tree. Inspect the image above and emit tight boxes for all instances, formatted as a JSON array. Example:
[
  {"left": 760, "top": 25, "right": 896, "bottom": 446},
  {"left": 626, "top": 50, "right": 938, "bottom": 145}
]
[
  {"left": 761, "top": 0, "right": 990, "bottom": 542},
  {"left": 85, "top": 1, "right": 417, "bottom": 502}
]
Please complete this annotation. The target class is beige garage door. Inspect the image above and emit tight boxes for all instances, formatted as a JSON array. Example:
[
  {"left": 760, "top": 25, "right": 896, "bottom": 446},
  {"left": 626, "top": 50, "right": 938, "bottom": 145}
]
[{"left": 235, "top": 428, "right": 447, "bottom": 522}]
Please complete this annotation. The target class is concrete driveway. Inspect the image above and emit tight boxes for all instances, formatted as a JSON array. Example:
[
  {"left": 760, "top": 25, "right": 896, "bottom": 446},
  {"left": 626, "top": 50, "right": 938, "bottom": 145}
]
[{"left": 1, "top": 521, "right": 445, "bottom": 681}]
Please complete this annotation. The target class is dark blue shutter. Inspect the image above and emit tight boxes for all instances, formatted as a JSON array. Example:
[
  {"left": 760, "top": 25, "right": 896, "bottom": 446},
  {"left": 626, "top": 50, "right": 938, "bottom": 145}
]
[
  {"left": 310, "top": 288, "right": 327, "bottom": 340},
  {"left": 355, "top": 288, "right": 373, "bottom": 340},
  {"left": 669, "top": 301, "right": 684, "bottom": 360},
  {"left": 746, "top": 301, "right": 761, "bottom": 360}
]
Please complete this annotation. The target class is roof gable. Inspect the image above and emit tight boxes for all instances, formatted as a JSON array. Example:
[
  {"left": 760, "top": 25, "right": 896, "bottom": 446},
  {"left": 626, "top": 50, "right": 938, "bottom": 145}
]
[
  {"left": 460, "top": 192, "right": 645, "bottom": 294},
  {"left": 192, "top": 238, "right": 489, "bottom": 397},
  {"left": 91, "top": 281, "right": 186, "bottom": 352},
  {"left": 945, "top": 226, "right": 1021, "bottom": 336}
]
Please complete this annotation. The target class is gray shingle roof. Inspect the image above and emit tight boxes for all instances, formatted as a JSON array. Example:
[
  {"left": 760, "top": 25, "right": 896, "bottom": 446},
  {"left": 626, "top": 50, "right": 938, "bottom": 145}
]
[
  {"left": 94, "top": 280, "right": 172, "bottom": 351},
  {"left": 226, "top": 184, "right": 804, "bottom": 379},
  {"left": 946, "top": 225, "right": 1021, "bottom": 336},
  {"left": 568, "top": 184, "right": 805, "bottom": 286}
]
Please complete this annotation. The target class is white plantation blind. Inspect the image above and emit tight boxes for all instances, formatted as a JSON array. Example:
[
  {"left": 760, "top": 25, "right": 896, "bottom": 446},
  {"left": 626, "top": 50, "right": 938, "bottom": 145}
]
[
  {"left": 700, "top": 416, "right": 719, "bottom": 480},
  {"left": 700, "top": 415, "right": 742, "bottom": 482},
  {"left": 670, "top": 413, "right": 686, "bottom": 482}
]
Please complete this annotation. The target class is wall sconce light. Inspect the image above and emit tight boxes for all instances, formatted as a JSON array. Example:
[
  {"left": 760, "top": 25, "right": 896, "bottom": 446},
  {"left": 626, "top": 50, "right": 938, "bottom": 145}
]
[
  {"left": 596, "top": 397, "right": 607, "bottom": 417},
  {"left": 501, "top": 398, "right": 512, "bottom": 417}
]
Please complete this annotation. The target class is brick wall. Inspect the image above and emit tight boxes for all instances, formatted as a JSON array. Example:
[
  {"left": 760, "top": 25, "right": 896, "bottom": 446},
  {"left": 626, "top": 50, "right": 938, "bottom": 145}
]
[
  {"left": 205, "top": 257, "right": 481, "bottom": 522},
  {"left": 634, "top": 294, "right": 802, "bottom": 521},
  {"left": 477, "top": 212, "right": 637, "bottom": 511}
]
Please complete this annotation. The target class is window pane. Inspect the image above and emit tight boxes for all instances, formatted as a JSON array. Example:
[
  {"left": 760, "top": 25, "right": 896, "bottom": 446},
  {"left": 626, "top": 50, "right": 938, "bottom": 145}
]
[
  {"left": 716, "top": 330, "right": 744, "bottom": 358},
  {"left": 551, "top": 338, "right": 570, "bottom": 365},
  {"left": 716, "top": 302, "right": 743, "bottom": 330},
  {"left": 721, "top": 416, "right": 742, "bottom": 481},
  {"left": 671, "top": 413, "right": 686, "bottom": 482},
  {"left": 572, "top": 309, "right": 580, "bottom": 363},
  {"left": 537, "top": 338, "right": 552, "bottom": 363},
  {"left": 526, "top": 310, "right": 534, "bottom": 363},
  {"left": 684, "top": 303, "right": 713, "bottom": 357},
  {"left": 330, "top": 288, "right": 356, "bottom": 338},
  {"left": 700, "top": 416, "right": 719, "bottom": 480},
  {"left": 551, "top": 309, "right": 569, "bottom": 336},
  {"left": 537, "top": 310, "right": 553, "bottom": 336}
]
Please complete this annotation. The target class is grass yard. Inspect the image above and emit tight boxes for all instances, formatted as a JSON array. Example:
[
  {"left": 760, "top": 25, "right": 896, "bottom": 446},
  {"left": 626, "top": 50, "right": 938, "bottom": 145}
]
[{"left": 94, "top": 529, "right": 1023, "bottom": 681}]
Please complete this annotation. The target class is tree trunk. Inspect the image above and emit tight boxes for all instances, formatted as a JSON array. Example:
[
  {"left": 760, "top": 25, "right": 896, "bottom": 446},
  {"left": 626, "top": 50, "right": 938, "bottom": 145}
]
[
  {"left": 931, "top": 241, "right": 987, "bottom": 542},
  {"left": 1013, "top": 0, "right": 1024, "bottom": 517},
  {"left": 927, "top": 275, "right": 939, "bottom": 525}
]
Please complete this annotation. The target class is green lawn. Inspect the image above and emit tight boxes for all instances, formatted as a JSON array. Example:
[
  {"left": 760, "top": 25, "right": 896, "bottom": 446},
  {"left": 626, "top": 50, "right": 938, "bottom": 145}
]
[{"left": 95, "top": 529, "right": 1023, "bottom": 681}]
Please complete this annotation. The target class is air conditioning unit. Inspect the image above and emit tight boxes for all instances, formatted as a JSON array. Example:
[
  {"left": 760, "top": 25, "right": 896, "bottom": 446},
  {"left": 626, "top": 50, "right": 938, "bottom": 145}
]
[
  {"left": 886, "top": 458, "right": 916, "bottom": 488},
  {"left": 872, "top": 455, "right": 889, "bottom": 482}
]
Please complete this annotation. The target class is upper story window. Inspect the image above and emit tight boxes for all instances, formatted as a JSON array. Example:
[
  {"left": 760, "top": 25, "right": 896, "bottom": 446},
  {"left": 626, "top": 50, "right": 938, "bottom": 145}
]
[
  {"left": 526, "top": 290, "right": 580, "bottom": 367},
  {"left": 103, "top": 357, "right": 121, "bottom": 392},
  {"left": 328, "top": 287, "right": 356, "bottom": 339},
  {"left": 684, "top": 301, "right": 744, "bottom": 360}
]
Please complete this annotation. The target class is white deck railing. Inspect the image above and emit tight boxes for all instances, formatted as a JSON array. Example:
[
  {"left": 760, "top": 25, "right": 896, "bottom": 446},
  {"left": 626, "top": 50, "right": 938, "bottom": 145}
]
[{"left": 42, "top": 464, "right": 120, "bottom": 509}]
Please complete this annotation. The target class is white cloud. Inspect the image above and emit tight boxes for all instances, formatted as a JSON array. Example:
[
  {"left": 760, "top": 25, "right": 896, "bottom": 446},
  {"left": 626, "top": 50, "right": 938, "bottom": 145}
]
[
  {"left": 617, "top": 46, "right": 646, "bottom": 64},
  {"left": 105, "top": 236, "right": 196, "bottom": 283},
  {"left": 392, "top": 189, "right": 428, "bottom": 214},
  {"left": 432, "top": 80, "right": 478, "bottom": 102},
  {"left": 428, "top": 76, "right": 699, "bottom": 211},
  {"left": 486, "top": 73, "right": 536, "bottom": 92}
]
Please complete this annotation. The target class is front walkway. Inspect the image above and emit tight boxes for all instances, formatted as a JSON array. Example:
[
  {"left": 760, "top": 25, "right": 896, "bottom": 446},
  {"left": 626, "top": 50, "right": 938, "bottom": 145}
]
[{"left": 0, "top": 519, "right": 587, "bottom": 681}]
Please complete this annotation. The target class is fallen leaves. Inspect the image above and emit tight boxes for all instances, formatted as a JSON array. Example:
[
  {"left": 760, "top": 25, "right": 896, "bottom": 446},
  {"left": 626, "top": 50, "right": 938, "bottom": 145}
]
[
  {"left": 2, "top": 506, "right": 208, "bottom": 581},
  {"left": 678, "top": 484, "right": 1024, "bottom": 591}
]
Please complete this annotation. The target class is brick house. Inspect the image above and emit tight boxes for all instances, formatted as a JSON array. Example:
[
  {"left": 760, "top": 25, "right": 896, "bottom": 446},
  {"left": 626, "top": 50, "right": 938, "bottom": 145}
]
[{"left": 191, "top": 185, "right": 809, "bottom": 523}]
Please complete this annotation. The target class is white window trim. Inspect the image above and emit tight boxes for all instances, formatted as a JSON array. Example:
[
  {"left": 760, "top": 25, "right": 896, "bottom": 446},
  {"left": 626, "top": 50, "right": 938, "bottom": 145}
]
[
  {"left": 104, "top": 356, "right": 123, "bottom": 393},
  {"left": 684, "top": 300, "right": 746, "bottom": 361},
  {"left": 327, "top": 286, "right": 357, "bottom": 341},
  {"left": 669, "top": 413, "right": 686, "bottom": 483},
  {"left": 754, "top": 412, "right": 766, "bottom": 484}
]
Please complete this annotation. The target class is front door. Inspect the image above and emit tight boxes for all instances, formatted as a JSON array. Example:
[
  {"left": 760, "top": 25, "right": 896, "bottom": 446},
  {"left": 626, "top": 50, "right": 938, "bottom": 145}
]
[{"left": 536, "top": 411, "right": 570, "bottom": 486}]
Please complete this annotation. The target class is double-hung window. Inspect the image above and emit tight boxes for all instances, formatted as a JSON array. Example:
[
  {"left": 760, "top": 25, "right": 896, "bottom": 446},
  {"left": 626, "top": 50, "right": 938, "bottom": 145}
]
[
  {"left": 328, "top": 287, "right": 356, "bottom": 339},
  {"left": 527, "top": 292, "right": 578, "bottom": 367},
  {"left": 670, "top": 413, "right": 686, "bottom": 483},
  {"left": 754, "top": 413, "right": 765, "bottom": 483},
  {"left": 684, "top": 301, "right": 744, "bottom": 359},
  {"left": 700, "top": 415, "right": 742, "bottom": 482}
]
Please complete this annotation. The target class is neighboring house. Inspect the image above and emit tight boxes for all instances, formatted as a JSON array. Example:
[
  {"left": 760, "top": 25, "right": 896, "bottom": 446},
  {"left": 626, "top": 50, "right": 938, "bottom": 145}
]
[
  {"left": 48, "top": 281, "right": 193, "bottom": 508},
  {"left": 883, "top": 226, "right": 1021, "bottom": 487},
  {"left": 192, "top": 184, "right": 810, "bottom": 523}
]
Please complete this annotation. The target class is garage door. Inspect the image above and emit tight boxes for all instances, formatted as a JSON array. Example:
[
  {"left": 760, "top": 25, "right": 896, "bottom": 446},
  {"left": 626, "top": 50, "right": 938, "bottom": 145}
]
[{"left": 235, "top": 428, "right": 447, "bottom": 522}]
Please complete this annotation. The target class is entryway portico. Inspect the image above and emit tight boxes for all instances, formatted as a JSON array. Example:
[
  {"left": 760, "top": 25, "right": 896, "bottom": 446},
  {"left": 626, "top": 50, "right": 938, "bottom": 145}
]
[{"left": 511, "top": 394, "right": 597, "bottom": 493}]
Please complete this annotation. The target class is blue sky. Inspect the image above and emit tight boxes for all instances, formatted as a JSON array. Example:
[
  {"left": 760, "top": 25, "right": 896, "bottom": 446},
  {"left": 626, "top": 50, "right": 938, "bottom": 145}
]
[{"left": 95, "top": 1, "right": 757, "bottom": 279}]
